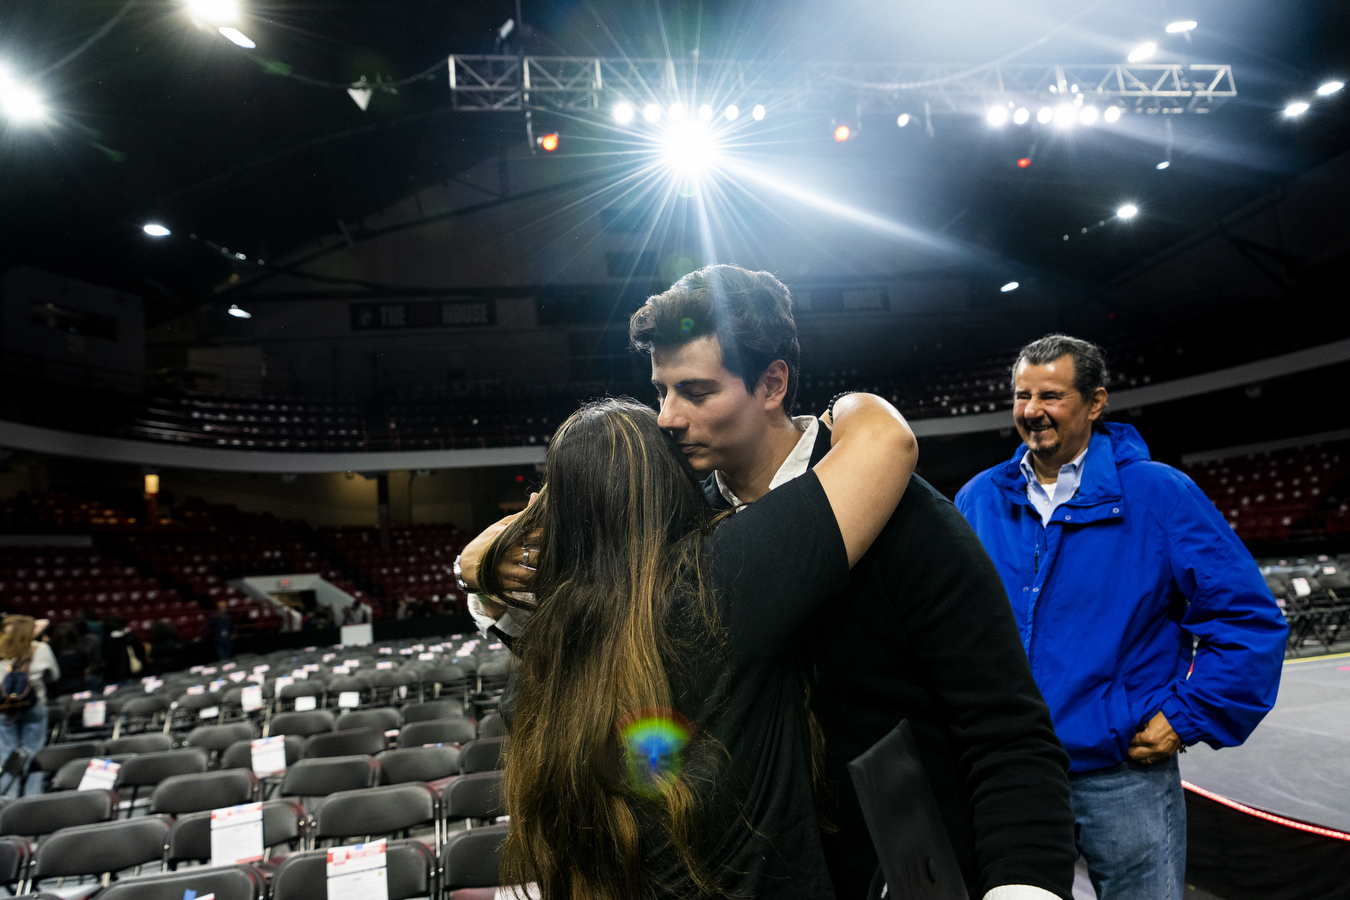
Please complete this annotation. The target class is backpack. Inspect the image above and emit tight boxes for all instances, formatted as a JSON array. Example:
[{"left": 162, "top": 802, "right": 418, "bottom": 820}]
[{"left": 0, "top": 659, "right": 37, "bottom": 715}]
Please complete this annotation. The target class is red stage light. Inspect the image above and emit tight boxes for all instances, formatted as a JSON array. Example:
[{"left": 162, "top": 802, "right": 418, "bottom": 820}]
[
  {"left": 540, "top": 133, "right": 559, "bottom": 152},
  {"left": 1017, "top": 157, "right": 1031, "bottom": 168},
  {"left": 834, "top": 125, "right": 851, "bottom": 143}
]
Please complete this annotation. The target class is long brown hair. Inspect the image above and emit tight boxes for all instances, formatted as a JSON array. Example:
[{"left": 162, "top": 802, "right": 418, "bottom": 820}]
[
  {"left": 0, "top": 615, "right": 37, "bottom": 664},
  {"left": 480, "top": 398, "right": 727, "bottom": 900}
]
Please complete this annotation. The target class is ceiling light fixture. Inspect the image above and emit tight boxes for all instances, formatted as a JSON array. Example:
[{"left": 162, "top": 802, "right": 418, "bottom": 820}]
[
  {"left": 613, "top": 101, "right": 634, "bottom": 124},
  {"left": 752, "top": 104, "right": 766, "bottom": 121},
  {"left": 1013, "top": 107, "right": 1030, "bottom": 125},
  {"left": 143, "top": 224, "right": 171, "bottom": 237},
  {"left": 896, "top": 113, "right": 910, "bottom": 127},
  {"left": 1156, "top": 160, "right": 1170, "bottom": 170},
  {"left": 1117, "top": 203, "right": 1139, "bottom": 219},
  {"left": 986, "top": 105, "right": 1009, "bottom": 127},
  {"left": 698, "top": 104, "right": 713, "bottom": 121},
  {"left": 0, "top": 81, "right": 45, "bottom": 123},
  {"left": 1054, "top": 103, "right": 1076, "bottom": 127},
  {"left": 724, "top": 104, "right": 739, "bottom": 121},
  {"left": 1165, "top": 21, "right": 1197, "bottom": 33},
  {"left": 1283, "top": 101, "right": 1310, "bottom": 117},
  {"left": 1000, "top": 281, "right": 1020, "bottom": 292},
  {"left": 1316, "top": 81, "right": 1344, "bottom": 96},
  {"left": 1079, "top": 105, "right": 1099, "bottom": 125},
  {"left": 1104, "top": 106, "right": 1122, "bottom": 123},
  {"left": 833, "top": 124, "right": 851, "bottom": 142},
  {"left": 185, "top": 0, "right": 240, "bottom": 26},
  {"left": 1037, "top": 106, "right": 1054, "bottom": 124},
  {"left": 218, "top": 27, "right": 256, "bottom": 48},
  {"left": 227, "top": 304, "right": 252, "bottom": 319},
  {"left": 642, "top": 103, "right": 662, "bottom": 123}
]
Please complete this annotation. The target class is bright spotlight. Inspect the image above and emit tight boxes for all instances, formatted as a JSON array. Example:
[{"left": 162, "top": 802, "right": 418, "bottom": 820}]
[
  {"left": 0, "top": 82, "right": 45, "bottom": 123},
  {"left": 896, "top": 113, "right": 910, "bottom": 127},
  {"left": 660, "top": 122, "right": 719, "bottom": 174},
  {"left": 1000, "top": 281, "right": 1020, "bottom": 292},
  {"left": 143, "top": 224, "right": 172, "bottom": 237},
  {"left": 185, "top": 0, "right": 240, "bottom": 25},
  {"left": 752, "top": 104, "right": 766, "bottom": 121},
  {"left": 1037, "top": 106, "right": 1053, "bottom": 124},
  {"left": 698, "top": 104, "right": 713, "bottom": 121},
  {"left": 538, "top": 132, "right": 559, "bottom": 152},
  {"left": 724, "top": 104, "right": 739, "bottom": 121},
  {"left": 642, "top": 103, "right": 662, "bottom": 123},
  {"left": 1104, "top": 106, "right": 1122, "bottom": 123},
  {"left": 1127, "top": 42, "right": 1157, "bottom": 63},
  {"left": 1013, "top": 107, "right": 1030, "bottom": 125},
  {"left": 986, "top": 105, "right": 1009, "bottom": 127},
  {"left": 1016, "top": 157, "right": 1031, "bottom": 168},
  {"left": 833, "top": 124, "right": 851, "bottom": 142},
  {"left": 1079, "top": 105, "right": 1099, "bottom": 125},
  {"left": 613, "top": 101, "right": 635, "bottom": 124},
  {"left": 1165, "top": 21, "right": 1197, "bottom": 33},
  {"left": 227, "top": 304, "right": 252, "bottom": 319},
  {"left": 218, "top": 27, "right": 256, "bottom": 48},
  {"left": 1156, "top": 160, "right": 1170, "bottom": 170},
  {"left": 668, "top": 102, "right": 685, "bottom": 120},
  {"left": 1283, "top": 101, "right": 1310, "bottom": 117},
  {"left": 1117, "top": 203, "right": 1139, "bottom": 219},
  {"left": 1053, "top": 103, "right": 1076, "bottom": 127},
  {"left": 1317, "top": 81, "right": 1344, "bottom": 96}
]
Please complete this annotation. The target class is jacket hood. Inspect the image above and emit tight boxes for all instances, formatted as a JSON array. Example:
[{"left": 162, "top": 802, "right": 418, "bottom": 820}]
[{"left": 991, "top": 422, "right": 1152, "bottom": 511}]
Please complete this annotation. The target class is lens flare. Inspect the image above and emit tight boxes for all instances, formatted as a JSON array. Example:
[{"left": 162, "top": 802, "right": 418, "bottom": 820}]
[{"left": 618, "top": 709, "right": 692, "bottom": 797}]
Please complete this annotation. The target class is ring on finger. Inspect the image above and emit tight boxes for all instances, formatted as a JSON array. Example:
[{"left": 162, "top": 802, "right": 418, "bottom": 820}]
[{"left": 522, "top": 547, "right": 536, "bottom": 570}]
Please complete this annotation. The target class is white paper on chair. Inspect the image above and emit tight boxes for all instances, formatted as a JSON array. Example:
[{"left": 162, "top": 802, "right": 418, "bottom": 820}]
[
  {"left": 294, "top": 695, "right": 317, "bottom": 711},
  {"left": 418, "top": 652, "right": 434, "bottom": 661},
  {"left": 211, "top": 802, "right": 264, "bottom": 866},
  {"left": 251, "top": 736, "right": 288, "bottom": 777},
  {"left": 376, "top": 661, "right": 394, "bottom": 670},
  {"left": 77, "top": 758, "right": 119, "bottom": 791},
  {"left": 332, "top": 665, "right": 351, "bottom": 675},
  {"left": 253, "top": 664, "right": 271, "bottom": 674},
  {"left": 323, "top": 653, "right": 337, "bottom": 662},
  {"left": 291, "top": 669, "right": 308, "bottom": 680},
  {"left": 241, "top": 685, "right": 264, "bottom": 712},
  {"left": 326, "top": 839, "right": 389, "bottom": 900},
  {"left": 200, "top": 706, "right": 220, "bottom": 719},
  {"left": 338, "top": 691, "right": 361, "bottom": 708},
  {"left": 82, "top": 700, "right": 107, "bottom": 728},
  {"left": 229, "top": 671, "right": 248, "bottom": 683},
  {"left": 344, "top": 660, "right": 360, "bottom": 668}
]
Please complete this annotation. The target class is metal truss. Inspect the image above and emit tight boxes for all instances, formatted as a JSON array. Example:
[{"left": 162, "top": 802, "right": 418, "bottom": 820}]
[{"left": 448, "top": 56, "right": 1236, "bottom": 115}]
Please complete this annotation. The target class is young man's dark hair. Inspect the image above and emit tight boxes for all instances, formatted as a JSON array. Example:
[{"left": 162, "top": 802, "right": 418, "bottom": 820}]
[{"left": 629, "top": 264, "right": 801, "bottom": 413}]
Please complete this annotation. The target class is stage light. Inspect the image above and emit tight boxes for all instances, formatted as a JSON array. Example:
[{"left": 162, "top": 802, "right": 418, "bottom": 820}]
[
  {"left": 698, "top": 104, "right": 713, "bottom": 121},
  {"left": 144, "top": 474, "right": 160, "bottom": 496},
  {"left": 986, "top": 105, "right": 1009, "bottom": 127},
  {"left": 724, "top": 104, "right": 739, "bottom": 121},
  {"left": 1037, "top": 106, "right": 1053, "bottom": 124},
  {"left": 669, "top": 102, "right": 686, "bottom": 120},
  {"left": 1284, "top": 101, "right": 1310, "bottom": 117},
  {"left": 185, "top": 0, "right": 240, "bottom": 25},
  {"left": 896, "top": 113, "right": 910, "bottom": 127},
  {"left": 1127, "top": 42, "right": 1157, "bottom": 63},
  {"left": 752, "top": 104, "right": 766, "bottom": 121},
  {"left": 1117, "top": 203, "right": 1139, "bottom": 219},
  {"left": 833, "top": 124, "right": 851, "bottom": 142},
  {"left": 228, "top": 304, "right": 252, "bottom": 318},
  {"left": 1156, "top": 160, "right": 1170, "bottom": 170},
  {"left": 1000, "top": 281, "right": 1020, "bottom": 292},
  {"left": 1054, "top": 103, "right": 1076, "bottom": 127},
  {"left": 613, "top": 101, "right": 635, "bottom": 124},
  {"left": 218, "top": 27, "right": 255, "bottom": 48},
  {"left": 1016, "top": 157, "right": 1031, "bottom": 168},
  {"left": 1079, "top": 105, "right": 1099, "bottom": 125},
  {"left": 660, "top": 121, "right": 720, "bottom": 174},
  {"left": 1013, "top": 107, "right": 1030, "bottom": 125},
  {"left": 1317, "top": 81, "right": 1344, "bottom": 96},
  {"left": 1104, "top": 106, "right": 1122, "bottom": 123},
  {"left": 143, "top": 223, "right": 172, "bottom": 237},
  {"left": 539, "top": 132, "right": 559, "bottom": 152},
  {"left": 643, "top": 103, "right": 662, "bottom": 123},
  {"left": 0, "top": 81, "right": 45, "bottom": 123},
  {"left": 1165, "top": 21, "right": 1197, "bottom": 33}
]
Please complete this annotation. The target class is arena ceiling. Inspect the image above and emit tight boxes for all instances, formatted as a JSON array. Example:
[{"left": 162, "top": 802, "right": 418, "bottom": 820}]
[{"left": 1, "top": 0, "right": 1348, "bottom": 326}]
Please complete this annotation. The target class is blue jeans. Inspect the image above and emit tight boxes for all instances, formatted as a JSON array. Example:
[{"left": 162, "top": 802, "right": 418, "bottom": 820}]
[
  {"left": 0, "top": 702, "right": 48, "bottom": 798},
  {"left": 1069, "top": 755, "right": 1186, "bottom": 900}
]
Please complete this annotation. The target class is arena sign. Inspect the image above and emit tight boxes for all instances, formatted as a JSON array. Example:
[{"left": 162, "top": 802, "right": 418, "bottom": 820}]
[{"left": 350, "top": 299, "right": 495, "bottom": 330}]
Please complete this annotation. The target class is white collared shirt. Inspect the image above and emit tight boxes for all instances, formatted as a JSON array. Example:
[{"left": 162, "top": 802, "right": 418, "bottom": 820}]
[
  {"left": 1020, "top": 444, "right": 1089, "bottom": 527},
  {"left": 715, "top": 416, "right": 818, "bottom": 508}
]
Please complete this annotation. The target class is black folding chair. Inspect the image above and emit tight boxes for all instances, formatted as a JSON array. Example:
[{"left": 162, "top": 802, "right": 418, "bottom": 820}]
[
  {"left": 270, "top": 839, "right": 436, "bottom": 900},
  {"left": 0, "top": 790, "right": 119, "bottom": 840},
  {"left": 311, "top": 783, "right": 442, "bottom": 852},
  {"left": 377, "top": 746, "right": 461, "bottom": 786},
  {"left": 150, "top": 769, "right": 261, "bottom": 815},
  {"left": 401, "top": 718, "right": 477, "bottom": 749},
  {"left": 337, "top": 707, "right": 400, "bottom": 735},
  {"left": 186, "top": 723, "right": 258, "bottom": 768},
  {"left": 114, "top": 748, "right": 209, "bottom": 815},
  {"left": 302, "top": 727, "right": 388, "bottom": 759},
  {"left": 25, "top": 815, "right": 172, "bottom": 896},
  {"left": 94, "top": 863, "right": 267, "bottom": 900},
  {"left": 399, "top": 700, "right": 465, "bottom": 725},
  {"left": 441, "top": 770, "right": 505, "bottom": 828},
  {"left": 279, "top": 756, "right": 382, "bottom": 817},
  {"left": 458, "top": 737, "right": 508, "bottom": 773},
  {"left": 165, "top": 799, "right": 306, "bottom": 870},
  {"left": 441, "top": 824, "right": 510, "bottom": 897},
  {"left": 103, "top": 733, "right": 173, "bottom": 755},
  {"left": 266, "top": 709, "right": 335, "bottom": 739},
  {"left": 478, "top": 712, "right": 507, "bottom": 738}
]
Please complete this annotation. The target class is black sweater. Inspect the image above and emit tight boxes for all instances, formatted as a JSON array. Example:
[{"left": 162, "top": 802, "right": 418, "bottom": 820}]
[{"left": 704, "top": 426, "right": 1077, "bottom": 900}]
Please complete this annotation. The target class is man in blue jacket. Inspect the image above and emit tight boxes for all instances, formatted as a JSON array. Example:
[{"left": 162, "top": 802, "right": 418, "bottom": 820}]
[{"left": 956, "top": 334, "right": 1287, "bottom": 900}]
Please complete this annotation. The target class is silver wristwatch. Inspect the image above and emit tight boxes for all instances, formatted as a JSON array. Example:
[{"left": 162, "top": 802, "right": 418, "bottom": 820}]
[{"left": 453, "top": 554, "right": 473, "bottom": 593}]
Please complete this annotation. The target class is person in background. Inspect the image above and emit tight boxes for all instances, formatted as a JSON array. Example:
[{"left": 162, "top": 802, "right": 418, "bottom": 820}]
[
  {"left": 81, "top": 608, "right": 103, "bottom": 646},
  {"left": 956, "top": 334, "right": 1288, "bottom": 900},
  {"left": 204, "top": 599, "right": 235, "bottom": 661},
  {"left": 102, "top": 615, "right": 146, "bottom": 684},
  {"left": 147, "top": 620, "right": 184, "bottom": 676},
  {"left": 72, "top": 616, "right": 102, "bottom": 681},
  {"left": 396, "top": 595, "right": 412, "bottom": 620},
  {"left": 47, "top": 621, "right": 97, "bottom": 696},
  {"left": 0, "top": 615, "right": 60, "bottom": 797}
]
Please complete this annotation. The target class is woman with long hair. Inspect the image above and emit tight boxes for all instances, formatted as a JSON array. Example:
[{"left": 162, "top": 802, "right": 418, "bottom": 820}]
[
  {"left": 477, "top": 394, "right": 916, "bottom": 899},
  {"left": 0, "top": 615, "right": 60, "bottom": 797}
]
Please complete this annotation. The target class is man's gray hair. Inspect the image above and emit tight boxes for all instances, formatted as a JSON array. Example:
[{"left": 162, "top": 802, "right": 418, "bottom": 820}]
[{"left": 1014, "top": 334, "right": 1109, "bottom": 400}]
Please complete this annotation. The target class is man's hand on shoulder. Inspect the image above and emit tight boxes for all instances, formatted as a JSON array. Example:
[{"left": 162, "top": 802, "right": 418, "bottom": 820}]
[
  {"left": 1127, "top": 711, "right": 1183, "bottom": 763},
  {"left": 458, "top": 492, "right": 542, "bottom": 602}
]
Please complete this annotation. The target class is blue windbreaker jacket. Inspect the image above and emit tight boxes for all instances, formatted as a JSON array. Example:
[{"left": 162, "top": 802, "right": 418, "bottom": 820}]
[{"left": 955, "top": 423, "right": 1288, "bottom": 772}]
